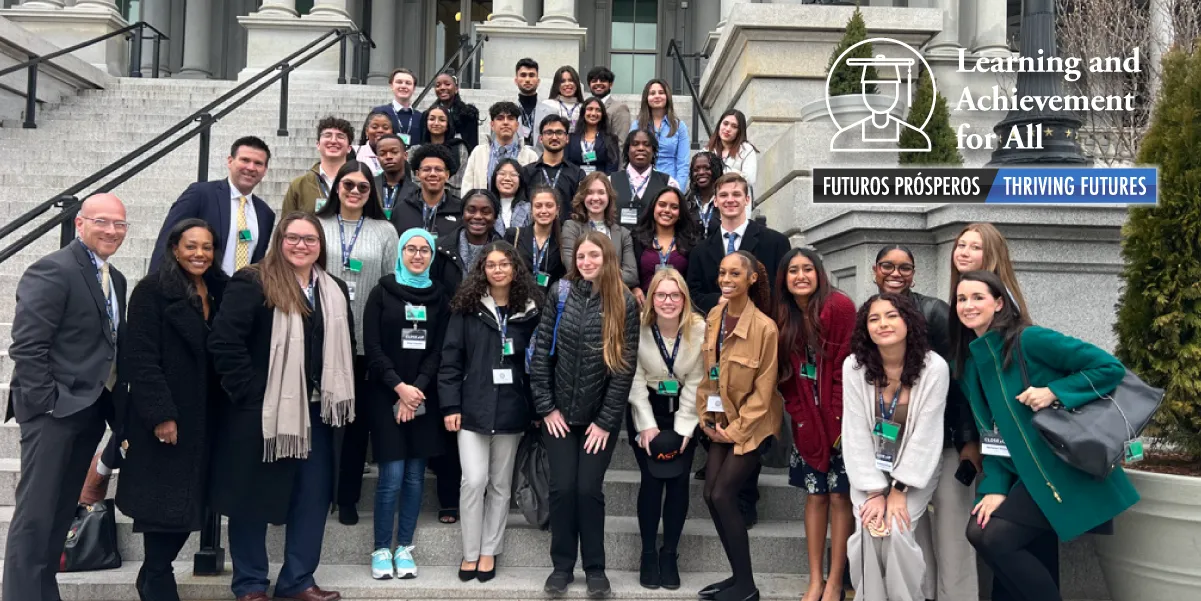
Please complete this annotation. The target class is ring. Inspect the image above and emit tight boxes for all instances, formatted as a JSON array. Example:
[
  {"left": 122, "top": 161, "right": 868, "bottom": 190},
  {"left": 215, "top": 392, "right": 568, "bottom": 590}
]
[{"left": 159, "top": 438, "right": 166, "bottom": 443}]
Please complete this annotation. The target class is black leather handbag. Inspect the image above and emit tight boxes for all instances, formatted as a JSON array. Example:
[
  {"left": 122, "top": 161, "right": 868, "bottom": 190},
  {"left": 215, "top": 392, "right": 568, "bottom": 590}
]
[
  {"left": 60, "top": 499, "right": 122, "bottom": 572},
  {"left": 1015, "top": 336, "right": 1164, "bottom": 480}
]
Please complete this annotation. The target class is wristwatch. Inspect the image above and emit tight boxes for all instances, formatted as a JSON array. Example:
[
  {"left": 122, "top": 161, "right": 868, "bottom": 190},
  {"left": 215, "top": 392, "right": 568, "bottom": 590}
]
[{"left": 892, "top": 480, "right": 909, "bottom": 493}]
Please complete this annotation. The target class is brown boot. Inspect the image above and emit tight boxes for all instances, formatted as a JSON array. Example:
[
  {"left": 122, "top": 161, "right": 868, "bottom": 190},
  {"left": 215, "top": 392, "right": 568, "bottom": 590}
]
[{"left": 78, "top": 452, "right": 110, "bottom": 505}]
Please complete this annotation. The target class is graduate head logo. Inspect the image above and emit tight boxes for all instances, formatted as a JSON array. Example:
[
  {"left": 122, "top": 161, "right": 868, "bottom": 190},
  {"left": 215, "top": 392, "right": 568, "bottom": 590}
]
[{"left": 827, "top": 38, "right": 933, "bottom": 153}]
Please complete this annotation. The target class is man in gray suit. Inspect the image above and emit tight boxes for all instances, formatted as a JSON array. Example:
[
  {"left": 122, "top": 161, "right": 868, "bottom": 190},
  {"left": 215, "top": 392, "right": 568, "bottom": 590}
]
[{"left": 4, "top": 193, "right": 129, "bottom": 601}]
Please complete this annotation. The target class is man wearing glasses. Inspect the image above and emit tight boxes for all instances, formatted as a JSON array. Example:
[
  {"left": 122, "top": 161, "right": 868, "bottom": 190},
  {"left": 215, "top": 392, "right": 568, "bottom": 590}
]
[
  {"left": 149, "top": 136, "right": 275, "bottom": 276},
  {"left": 282, "top": 116, "right": 355, "bottom": 214},
  {"left": 390, "top": 143, "right": 464, "bottom": 238},
  {"left": 5, "top": 194, "right": 130, "bottom": 601},
  {"left": 521, "top": 115, "right": 585, "bottom": 223}
]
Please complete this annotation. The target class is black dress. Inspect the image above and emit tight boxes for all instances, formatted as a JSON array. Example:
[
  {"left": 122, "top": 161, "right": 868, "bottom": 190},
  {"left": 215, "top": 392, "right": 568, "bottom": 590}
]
[{"left": 362, "top": 276, "right": 450, "bottom": 463}]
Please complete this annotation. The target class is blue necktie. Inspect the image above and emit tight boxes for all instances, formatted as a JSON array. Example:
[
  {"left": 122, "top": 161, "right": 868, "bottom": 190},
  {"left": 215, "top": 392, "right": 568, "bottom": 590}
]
[{"left": 725, "top": 232, "right": 739, "bottom": 255}]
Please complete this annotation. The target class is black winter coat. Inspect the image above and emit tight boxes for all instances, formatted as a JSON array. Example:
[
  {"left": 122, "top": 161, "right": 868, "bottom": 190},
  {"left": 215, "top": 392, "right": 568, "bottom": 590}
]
[
  {"left": 207, "top": 269, "right": 353, "bottom": 525},
  {"left": 529, "top": 279, "right": 639, "bottom": 432},
  {"left": 389, "top": 187, "right": 464, "bottom": 240},
  {"left": 431, "top": 226, "right": 502, "bottom": 298},
  {"left": 909, "top": 290, "right": 978, "bottom": 448},
  {"left": 686, "top": 219, "right": 791, "bottom": 314},
  {"left": 115, "top": 269, "right": 227, "bottom": 532},
  {"left": 363, "top": 276, "right": 450, "bottom": 462},
  {"left": 504, "top": 225, "right": 567, "bottom": 291},
  {"left": 439, "top": 296, "right": 541, "bottom": 435}
]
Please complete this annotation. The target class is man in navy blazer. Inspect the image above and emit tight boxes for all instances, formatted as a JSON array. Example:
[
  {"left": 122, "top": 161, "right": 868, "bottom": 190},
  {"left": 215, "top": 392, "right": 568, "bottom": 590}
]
[
  {"left": 370, "top": 67, "right": 425, "bottom": 146},
  {"left": 149, "top": 136, "right": 275, "bottom": 275}
]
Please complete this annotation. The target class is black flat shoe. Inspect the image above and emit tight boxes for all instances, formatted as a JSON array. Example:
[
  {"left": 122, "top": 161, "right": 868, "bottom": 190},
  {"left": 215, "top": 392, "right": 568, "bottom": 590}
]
[
  {"left": 586, "top": 571, "right": 612, "bottom": 598},
  {"left": 544, "top": 571, "right": 573, "bottom": 596},
  {"left": 699, "top": 576, "right": 736, "bottom": 600},
  {"left": 715, "top": 586, "right": 759, "bottom": 601},
  {"left": 457, "top": 559, "right": 477, "bottom": 582},
  {"left": 639, "top": 551, "right": 660, "bottom": 589},
  {"left": 659, "top": 549, "right": 680, "bottom": 590},
  {"left": 477, "top": 560, "right": 496, "bottom": 583}
]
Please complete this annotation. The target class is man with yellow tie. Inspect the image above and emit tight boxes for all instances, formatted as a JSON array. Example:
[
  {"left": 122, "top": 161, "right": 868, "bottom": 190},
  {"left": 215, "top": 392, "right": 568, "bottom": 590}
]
[{"left": 149, "top": 136, "right": 276, "bottom": 276}]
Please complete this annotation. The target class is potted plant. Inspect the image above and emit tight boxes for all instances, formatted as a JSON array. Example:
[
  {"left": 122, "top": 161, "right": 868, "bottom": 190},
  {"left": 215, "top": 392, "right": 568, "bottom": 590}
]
[
  {"left": 800, "top": 5, "right": 902, "bottom": 124},
  {"left": 897, "top": 69, "right": 962, "bottom": 165},
  {"left": 1096, "top": 42, "right": 1201, "bottom": 601}
]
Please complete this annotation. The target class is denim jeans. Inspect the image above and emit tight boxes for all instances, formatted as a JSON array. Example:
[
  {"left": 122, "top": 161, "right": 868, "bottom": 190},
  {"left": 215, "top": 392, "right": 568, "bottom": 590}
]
[{"left": 374, "top": 458, "right": 427, "bottom": 550}]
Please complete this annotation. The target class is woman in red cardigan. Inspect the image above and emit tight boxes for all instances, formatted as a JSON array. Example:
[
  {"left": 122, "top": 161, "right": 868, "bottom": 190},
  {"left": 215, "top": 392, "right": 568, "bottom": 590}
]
[{"left": 774, "top": 248, "right": 856, "bottom": 601}]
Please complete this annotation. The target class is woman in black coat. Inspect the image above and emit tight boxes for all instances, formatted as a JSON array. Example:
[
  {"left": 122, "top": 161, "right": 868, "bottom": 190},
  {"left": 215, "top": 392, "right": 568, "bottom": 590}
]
[
  {"left": 504, "top": 185, "right": 567, "bottom": 291},
  {"left": 439, "top": 240, "right": 541, "bottom": 582},
  {"left": 207, "top": 212, "right": 354, "bottom": 601},
  {"left": 362, "top": 228, "right": 449, "bottom": 579},
  {"left": 115, "top": 219, "right": 227, "bottom": 601}
]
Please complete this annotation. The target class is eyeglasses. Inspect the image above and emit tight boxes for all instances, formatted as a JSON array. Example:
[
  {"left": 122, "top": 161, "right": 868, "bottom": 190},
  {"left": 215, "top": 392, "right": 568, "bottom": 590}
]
[
  {"left": 284, "top": 234, "right": 321, "bottom": 247},
  {"left": 79, "top": 216, "right": 130, "bottom": 232},
  {"left": 876, "top": 261, "right": 915, "bottom": 275},
  {"left": 653, "top": 292, "right": 684, "bottom": 303},
  {"left": 419, "top": 166, "right": 447, "bottom": 175},
  {"left": 496, "top": 171, "right": 520, "bottom": 181},
  {"left": 340, "top": 180, "right": 371, "bottom": 194},
  {"left": 541, "top": 129, "right": 568, "bottom": 138},
  {"left": 402, "top": 245, "right": 432, "bottom": 257},
  {"left": 485, "top": 261, "right": 513, "bottom": 271},
  {"left": 319, "top": 131, "right": 349, "bottom": 142}
]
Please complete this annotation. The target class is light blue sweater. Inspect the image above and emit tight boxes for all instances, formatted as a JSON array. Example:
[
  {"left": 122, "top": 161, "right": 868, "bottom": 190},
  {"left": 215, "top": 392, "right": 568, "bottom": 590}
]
[{"left": 631, "top": 117, "right": 691, "bottom": 191}]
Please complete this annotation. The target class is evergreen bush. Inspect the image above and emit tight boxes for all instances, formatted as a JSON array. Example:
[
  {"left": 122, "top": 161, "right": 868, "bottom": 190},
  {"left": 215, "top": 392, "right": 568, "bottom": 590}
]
[
  {"left": 898, "top": 69, "right": 962, "bottom": 165},
  {"left": 827, "top": 6, "right": 876, "bottom": 96},
  {"left": 1115, "top": 44, "right": 1201, "bottom": 459}
]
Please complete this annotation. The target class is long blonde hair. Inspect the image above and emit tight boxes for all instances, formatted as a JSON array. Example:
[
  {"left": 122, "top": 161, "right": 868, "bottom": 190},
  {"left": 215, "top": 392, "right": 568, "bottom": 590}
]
[
  {"left": 948, "top": 223, "right": 1031, "bottom": 323},
  {"left": 566, "top": 230, "right": 629, "bottom": 372},
  {"left": 253, "top": 211, "right": 328, "bottom": 316},
  {"left": 640, "top": 268, "right": 702, "bottom": 344}
]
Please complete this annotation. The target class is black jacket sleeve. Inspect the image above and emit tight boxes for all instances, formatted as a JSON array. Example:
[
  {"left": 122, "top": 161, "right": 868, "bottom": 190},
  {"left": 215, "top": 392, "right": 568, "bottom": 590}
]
[
  {"left": 529, "top": 286, "right": 560, "bottom": 417},
  {"left": 594, "top": 293, "right": 641, "bottom": 432},
  {"left": 125, "top": 280, "right": 177, "bottom": 429},
  {"left": 687, "top": 252, "right": 720, "bottom": 314},
  {"left": 207, "top": 271, "right": 265, "bottom": 407},
  {"left": 458, "top": 103, "right": 480, "bottom": 151},
  {"left": 415, "top": 298, "right": 448, "bottom": 394},
  {"left": 363, "top": 285, "right": 402, "bottom": 389},
  {"left": 437, "top": 312, "right": 467, "bottom": 416}
]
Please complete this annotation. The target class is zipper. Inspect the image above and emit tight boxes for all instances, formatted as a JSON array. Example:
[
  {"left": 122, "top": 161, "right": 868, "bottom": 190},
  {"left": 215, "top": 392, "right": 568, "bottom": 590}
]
[{"left": 986, "top": 343, "right": 1062, "bottom": 503}]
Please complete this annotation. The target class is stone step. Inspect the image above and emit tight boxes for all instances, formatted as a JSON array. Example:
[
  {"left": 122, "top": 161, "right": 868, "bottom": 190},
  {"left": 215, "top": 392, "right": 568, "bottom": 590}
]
[
  {"left": 0, "top": 506, "right": 813, "bottom": 573},
  {"left": 13, "top": 561, "right": 810, "bottom": 600}
]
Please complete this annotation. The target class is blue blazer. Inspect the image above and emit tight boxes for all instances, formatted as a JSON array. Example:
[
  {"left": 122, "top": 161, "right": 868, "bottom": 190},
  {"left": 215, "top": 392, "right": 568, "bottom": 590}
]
[
  {"left": 149, "top": 180, "right": 275, "bottom": 273},
  {"left": 631, "top": 117, "right": 691, "bottom": 191},
  {"left": 371, "top": 103, "right": 426, "bottom": 146}
]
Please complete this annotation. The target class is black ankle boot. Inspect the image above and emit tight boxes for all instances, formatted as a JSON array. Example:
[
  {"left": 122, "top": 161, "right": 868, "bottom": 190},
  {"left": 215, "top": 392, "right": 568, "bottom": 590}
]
[
  {"left": 658, "top": 549, "right": 680, "bottom": 590},
  {"left": 639, "top": 550, "right": 660, "bottom": 589}
]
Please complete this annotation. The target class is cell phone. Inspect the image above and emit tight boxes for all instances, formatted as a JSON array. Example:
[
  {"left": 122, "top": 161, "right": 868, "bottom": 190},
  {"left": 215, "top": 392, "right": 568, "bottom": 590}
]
[
  {"left": 703, "top": 420, "right": 716, "bottom": 430},
  {"left": 955, "top": 459, "right": 978, "bottom": 486}
]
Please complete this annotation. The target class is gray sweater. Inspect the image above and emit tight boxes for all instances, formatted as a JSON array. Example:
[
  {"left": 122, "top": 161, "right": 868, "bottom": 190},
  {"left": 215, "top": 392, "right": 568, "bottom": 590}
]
[{"left": 319, "top": 215, "right": 399, "bottom": 355}]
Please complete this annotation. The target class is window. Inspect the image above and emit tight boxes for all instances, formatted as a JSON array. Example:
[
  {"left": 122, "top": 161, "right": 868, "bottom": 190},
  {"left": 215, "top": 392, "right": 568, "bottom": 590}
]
[{"left": 610, "top": 0, "right": 657, "bottom": 94}]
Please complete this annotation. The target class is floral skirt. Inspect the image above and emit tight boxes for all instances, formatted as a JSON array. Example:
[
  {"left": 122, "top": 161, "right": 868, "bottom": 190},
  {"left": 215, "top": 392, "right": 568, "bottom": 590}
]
[{"left": 788, "top": 445, "right": 849, "bottom": 495}]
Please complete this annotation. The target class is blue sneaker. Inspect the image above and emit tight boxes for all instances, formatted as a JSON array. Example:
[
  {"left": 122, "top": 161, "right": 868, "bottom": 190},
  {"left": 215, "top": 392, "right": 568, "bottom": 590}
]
[
  {"left": 370, "top": 548, "right": 393, "bottom": 580},
  {"left": 394, "top": 545, "right": 418, "bottom": 579}
]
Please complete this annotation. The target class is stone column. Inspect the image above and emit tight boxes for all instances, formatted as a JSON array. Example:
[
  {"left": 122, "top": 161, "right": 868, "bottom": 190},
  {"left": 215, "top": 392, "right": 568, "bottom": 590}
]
[
  {"left": 73, "top": 0, "right": 119, "bottom": 12},
  {"left": 367, "top": 0, "right": 396, "bottom": 84},
  {"left": 308, "top": 0, "right": 351, "bottom": 19},
  {"left": 140, "top": 0, "right": 171, "bottom": 75},
  {"left": 257, "top": 0, "right": 298, "bottom": 16},
  {"left": 18, "top": 0, "right": 65, "bottom": 9},
  {"left": 972, "top": 0, "right": 1010, "bottom": 56},
  {"left": 539, "top": 0, "right": 576, "bottom": 25},
  {"left": 924, "top": 0, "right": 961, "bottom": 55},
  {"left": 176, "top": 0, "right": 211, "bottom": 78},
  {"left": 492, "top": 0, "right": 525, "bottom": 24},
  {"left": 238, "top": 0, "right": 355, "bottom": 83}
]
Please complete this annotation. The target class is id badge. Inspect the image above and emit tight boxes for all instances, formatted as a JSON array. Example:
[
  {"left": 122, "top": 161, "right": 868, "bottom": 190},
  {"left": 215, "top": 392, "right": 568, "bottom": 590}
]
[
  {"left": 535, "top": 271, "right": 550, "bottom": 287},
  {"left": 405, "top": 305, "right": 427, "bottom": 321},
  {"left": 384, "top": 208, "right": 393, "bottom": 220},
  {"left": 493, "top": 368, "right": 514, "bottom": 384},
  {"left": 620, "top": 207, "right": 639, "bottom": 225},
  {"left": 872, "top": 418, "right": 900, "bottom": 443},
  {"left": 581, "top": 165, "right": 596, "bottom": 175},
  {"left": 399, "top": 133, "right": 411, "bottom": 146},
  {"left": 657, "top": 379, "right": 681, "bottom": 396},
  {"left": 801, "top": 362, "right": 817, "bottom": 379},
  {"left": 346, "top": 258, "right": 363, "bottom": 273},
  {"left": 708, "top": 365, "right": 719, "bottom": 381},
  {"left": 874, "top": 446, "right": 896, "bottom": 472},
  {"left": 238, "top": 228, "right": 253, "bottom": 242},
  {"left": 502, "top": 338, "right": 515, "bottom": 356},
  {"left": 582, "top": 150, "right": 597, "bottom": 162},
  {"left": 401, "top": 328, "right": 428, "bottom": 350},
  {"left": 980, "top": 429, "right": 1011, "bottom": 457},
  {"left": 315, "top": 197, "right": 327, "bottom": 212},
  {"left": 706, "top": 394, "right": 724, "bottom": 412},
  {"left": 346, "top": 280, "right": 357, "bottom": 301},
  {"left": 1124, "top": 440, "right": 1145, "bottom": 463}
]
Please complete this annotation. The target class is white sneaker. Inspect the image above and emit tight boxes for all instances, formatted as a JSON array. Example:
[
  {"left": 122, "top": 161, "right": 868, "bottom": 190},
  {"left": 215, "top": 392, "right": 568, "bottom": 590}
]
[
  {"left": 394, "top": 545, "right": 418, "bottom": 579},
  {"left": 371, "top": 548, "right": 394, "bottom": 580}
]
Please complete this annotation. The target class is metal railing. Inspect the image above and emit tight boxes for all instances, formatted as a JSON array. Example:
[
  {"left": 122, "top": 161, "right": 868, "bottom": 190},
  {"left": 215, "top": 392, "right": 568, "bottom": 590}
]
[
  {"left": 667, "top": 39, "right": 713, "bottom": 149},
  {"left": 413, "top": 33, "right": 489, "bottom": 109},
  {"left": 338, "top": 29, "right": 376, "bottom": 85},
  {"left": 0, "top": 21, "right": 170, "bottom": 129}
]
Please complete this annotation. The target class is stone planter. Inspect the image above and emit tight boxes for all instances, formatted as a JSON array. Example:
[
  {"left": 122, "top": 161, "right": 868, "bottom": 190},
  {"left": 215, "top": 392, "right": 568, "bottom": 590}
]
[
  {"left": 1095, "top": 468, "right": 1201, "bottom": 601},
  {"left": 799, "top": 93, "right": 905, "bottom": 125}
]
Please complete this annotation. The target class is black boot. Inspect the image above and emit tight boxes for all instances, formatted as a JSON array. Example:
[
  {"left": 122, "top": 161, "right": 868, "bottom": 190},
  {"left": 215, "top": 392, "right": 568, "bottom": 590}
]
[
  {"left": 639, "top": 551, "right": 660, "bottom": 589},
  {"left": 658, "top": 549, "right": 680, "bottom": 590}
]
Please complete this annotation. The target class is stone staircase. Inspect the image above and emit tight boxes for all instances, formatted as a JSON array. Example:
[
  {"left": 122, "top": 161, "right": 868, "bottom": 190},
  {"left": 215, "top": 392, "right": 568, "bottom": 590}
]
[{"left": 0, "top": 78, "right": 1110, "bottom": 600}]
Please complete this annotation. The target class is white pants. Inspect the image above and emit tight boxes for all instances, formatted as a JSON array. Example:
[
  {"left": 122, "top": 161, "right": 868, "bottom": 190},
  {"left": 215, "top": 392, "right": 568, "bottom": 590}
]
[
  {"left": 458, "top": 430, "right": 523, "bottom": 561},
  {"left": 916, "top": 448, "right": 980, "bottom": 601},
  {"left": 850, "top": 512, "right": 927, "bottom": 601}
]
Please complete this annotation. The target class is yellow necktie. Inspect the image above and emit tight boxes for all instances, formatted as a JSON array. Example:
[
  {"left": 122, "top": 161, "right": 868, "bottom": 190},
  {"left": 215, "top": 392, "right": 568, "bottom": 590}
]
[
  {"left": 235, "top": 196, "right": 250, "bottom": 270},
  {"left": 100, "top": 262, "right": 117, "bottom": 390}
]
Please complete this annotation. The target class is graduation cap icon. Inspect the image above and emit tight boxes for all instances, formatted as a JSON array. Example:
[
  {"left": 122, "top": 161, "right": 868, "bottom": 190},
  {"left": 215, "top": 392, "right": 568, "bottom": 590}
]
[{"left": 846, "top": 54, "right": 917, "bottom": 107}]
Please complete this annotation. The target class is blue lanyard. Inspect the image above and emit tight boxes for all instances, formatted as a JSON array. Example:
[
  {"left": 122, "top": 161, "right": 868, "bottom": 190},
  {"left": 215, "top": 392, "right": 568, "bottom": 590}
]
[
  {"left": 337, "top": 215, "right": 365, "bottom": 267},
  {"left": 630, "top": 171, "right": 651, "bottom": 199},
  {"left": 532, "top": 233, "right": 550, "bottom": 271},
  {"left": 541, "top": 166, "right": 562, "bottom": 190},
  {"left": 715, "top": 305, "right": 729, "bottom": 365},
  {"left": 698, "top": 199, "right": 714, "bottom": 229},
  {"left": 396, "top": 108, "right": 414, "bottom": 135},
  {"left": 422, "top": 198, "right": 442, "bottom": 232},
  {"left": 301, "top": 273, "right": 316, "bottom": 308},
  {"left": 652, "top": 237, "right": 675, "bottom": 266},
  {"left": 878, "top": 386, "right": 902, "bottom": 421},
  {"left": 651, "top": 323, "right": 682, "bottom": 378},
  {"left": 84, "top": 246, "right": 117, "bottom": 341},
  {"left": 318, "top": 175, "right": 330, "bottom": 199},
  {"left": 498, "top": 310, "right": 509, "bottom": 355},
  {"left": 559, "top": 101, "right": 578, "bottom": 127},
  {"left": 382, "top": 183, "right": 398, "bottom": 211}
]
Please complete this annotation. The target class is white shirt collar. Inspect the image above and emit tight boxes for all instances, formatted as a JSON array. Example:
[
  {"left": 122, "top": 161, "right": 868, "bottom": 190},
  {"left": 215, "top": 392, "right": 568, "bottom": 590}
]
[
  {"left": 392, "top": 99, "right": 413, "bottom": 112},
  {"left": 228, "top": 178, "right": 249, "bottom": 200},
  {"left": 721, "top": 218, "right": 749, "bottom": 241}
]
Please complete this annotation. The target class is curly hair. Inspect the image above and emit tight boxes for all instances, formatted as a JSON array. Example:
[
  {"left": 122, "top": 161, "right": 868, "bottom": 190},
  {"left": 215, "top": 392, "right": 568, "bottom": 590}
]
[
  {"left": 685, "top": 150, "right": 725, "bottom": 199},
  {"left": 632, "top": 186, "right": 702, "bottom": 254},
  {"left": 623, "top": 128, "right": 659, "bottom": 167},
  {"left": 726, "top": 250, "right": 773, "bottom": 315},
  {"left": 449, "top": 240, "right": 540, "bottom": 314},
  {"left": 408, "top": 142, "right": 456, "bottom": 174},
  {"left": 850, "top": 292, "right": 931, "bottom": 388}
]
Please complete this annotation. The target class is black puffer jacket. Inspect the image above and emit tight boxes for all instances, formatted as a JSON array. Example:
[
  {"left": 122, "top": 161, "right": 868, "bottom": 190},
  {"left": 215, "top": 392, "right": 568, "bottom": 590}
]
[
  {"left": 530, "top": 279, "right": 639, "bottom": 433},
  {"left": 909, "top": 290, "right": 979, "bottom": 448},
  {"left": 439, "top": 295, "right": 541, "bottom": 434}
]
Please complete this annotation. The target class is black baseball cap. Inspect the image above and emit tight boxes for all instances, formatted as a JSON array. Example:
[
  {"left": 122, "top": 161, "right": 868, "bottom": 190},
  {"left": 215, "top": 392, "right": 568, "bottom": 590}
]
[{"left": 643, "top": 429, "right": 688, "bottom": 479}]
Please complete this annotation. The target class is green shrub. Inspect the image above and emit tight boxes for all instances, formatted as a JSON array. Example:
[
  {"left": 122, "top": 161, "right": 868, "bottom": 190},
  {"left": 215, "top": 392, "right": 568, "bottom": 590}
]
[
  {"left": 898, "top": 69, "right": 962, "bottom": 165},
  {"left": 1115, "top": 44, "right": 1201, "bottom": 459},
  {"left": 827, "top": 6, "right": 875, "bottom": 96}
]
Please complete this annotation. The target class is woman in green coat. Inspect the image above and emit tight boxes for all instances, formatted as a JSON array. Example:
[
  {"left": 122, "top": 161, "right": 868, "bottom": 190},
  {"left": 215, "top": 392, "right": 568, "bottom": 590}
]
[{"left": 950, "top": 270, "right": 1139, "bottom": 601}]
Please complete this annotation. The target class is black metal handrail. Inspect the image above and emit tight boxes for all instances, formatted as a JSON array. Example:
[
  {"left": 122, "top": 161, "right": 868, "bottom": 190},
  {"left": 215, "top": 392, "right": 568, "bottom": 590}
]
[
  {"left": 1, "top": 21, "right": 171, "bottom": 129},
  {"left": 0, "top": 28, "right": 356, "bottom": 264},
  {"left": 667, "top": 39, "right": 713, "bottom": 149},
  {"left": 413, "top": 33, "right": 489, "bottom": 108},
  {"left": 338, "top": 28, "right": 376, "bottom": 85}
]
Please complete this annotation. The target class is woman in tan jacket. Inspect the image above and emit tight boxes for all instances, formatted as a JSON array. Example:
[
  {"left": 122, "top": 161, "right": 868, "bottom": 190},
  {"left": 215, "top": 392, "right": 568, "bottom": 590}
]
[{"left": 696, "top": 250, "right": 782, "bottom": 601}]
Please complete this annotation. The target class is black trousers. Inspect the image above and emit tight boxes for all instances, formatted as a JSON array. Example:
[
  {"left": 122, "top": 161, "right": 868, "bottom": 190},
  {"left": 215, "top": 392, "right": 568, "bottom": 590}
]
[
  {"left": 138, "top": 531, "right": 191, "bottom": 601},
  {"left": 633, "top": 446, "right": 691, "bottom": 554},
  {"left": 967, "top": 483, "right": 1062, "bottom": 601},
  {"left": 704, "top": 441, "right": 764, "bottom": 596},
  {"left": 429, "top": 430, "right": 461, "bottom": 511},
  {"left": 336, "top": 357, "right": 370, "bottom": 507},
  {"left": 544, "top": 424, "right": 617, "bottom": 573}
]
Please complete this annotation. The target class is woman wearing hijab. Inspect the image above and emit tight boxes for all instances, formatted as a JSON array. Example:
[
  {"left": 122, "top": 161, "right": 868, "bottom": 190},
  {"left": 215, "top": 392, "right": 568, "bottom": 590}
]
[{"left": 362, "top": 228, "right": 450, "bottom": 580}]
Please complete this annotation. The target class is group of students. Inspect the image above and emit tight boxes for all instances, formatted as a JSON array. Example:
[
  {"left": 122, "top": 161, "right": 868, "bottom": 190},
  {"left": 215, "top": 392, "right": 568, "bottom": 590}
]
[{"left": 20, "top": 58, "right": 1139, "bottom": 601}]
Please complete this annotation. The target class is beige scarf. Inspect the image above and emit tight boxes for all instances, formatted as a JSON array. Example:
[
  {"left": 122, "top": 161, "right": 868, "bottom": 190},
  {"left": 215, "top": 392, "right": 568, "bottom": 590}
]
[{"left": 262, "top": 267, "right": 355, "bottom": 461}]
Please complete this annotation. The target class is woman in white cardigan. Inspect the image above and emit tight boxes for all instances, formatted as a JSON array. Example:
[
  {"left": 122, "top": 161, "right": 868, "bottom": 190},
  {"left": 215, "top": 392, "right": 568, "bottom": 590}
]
[
  {"left": 841, "top": 292, "right": 948, "bottom": 601},
  {"left": 626, "top": 268, "right": 706, "bottom": 591}
]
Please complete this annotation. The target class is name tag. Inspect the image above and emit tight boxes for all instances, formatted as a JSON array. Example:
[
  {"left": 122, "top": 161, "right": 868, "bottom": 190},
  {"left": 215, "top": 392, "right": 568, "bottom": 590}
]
[
  {"left": 346, "top": 258, "right": 363, "bottom": 272},
  {"left": 493, "top": 368, "right": 514, "bottom": 384},
  {"left": 620, "top": 207, "right": 639, "bottom": 225},
  {"left": 315, "top": 197, "right": 327, "bottom": 212},
  {"left": 238, "top": 229, "right": 253, "bottom": 242},
  {"left": 402, "top": 328, "right": 427, "bottom": 350},
  {"left": 657, "top": 379, "right": 680, "bottom": 396},
  {"left": 708, "top": 365, "right": 719, "bottom": 380},
  {"left": 1124, "top": 440, "right": 1144, "bottom": 463},
  {"left": 981, "top": 429, "right": 1010, "bottom": 457},
  {"left": 502, "top": 337, "right": 514, "bottom": 356},
  {"left": 706, "top": 394, "right": 724, "bottom": 412},
  {"left": 405, "top": 305, "right": 427, "bottom": 321},
  {"left": 399, "top": 133, "right": 411, "bottom": 146},
  {"left": 346, "top": 280, "right": 356, "bottom": 301},
  {"left": 875, "top": 448, "right": 896, "bottom": 472},
  {"left": 384, "top": 208, "right": 393, "bottom": 220},
  {"left": 535, "top": 271, "right": 550, "bottom": 287},
  {"left": 873, "top": 418, "right": 900, "bottom": 443},
  {"left": 581, "top": 165, "right": 596, "bottom": 175},
  {"left": 582, "top": 150, "right": 597, "bottom": 162},
  {"left": 801, "top": 362, "right": 817, "bottom": 379}
]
